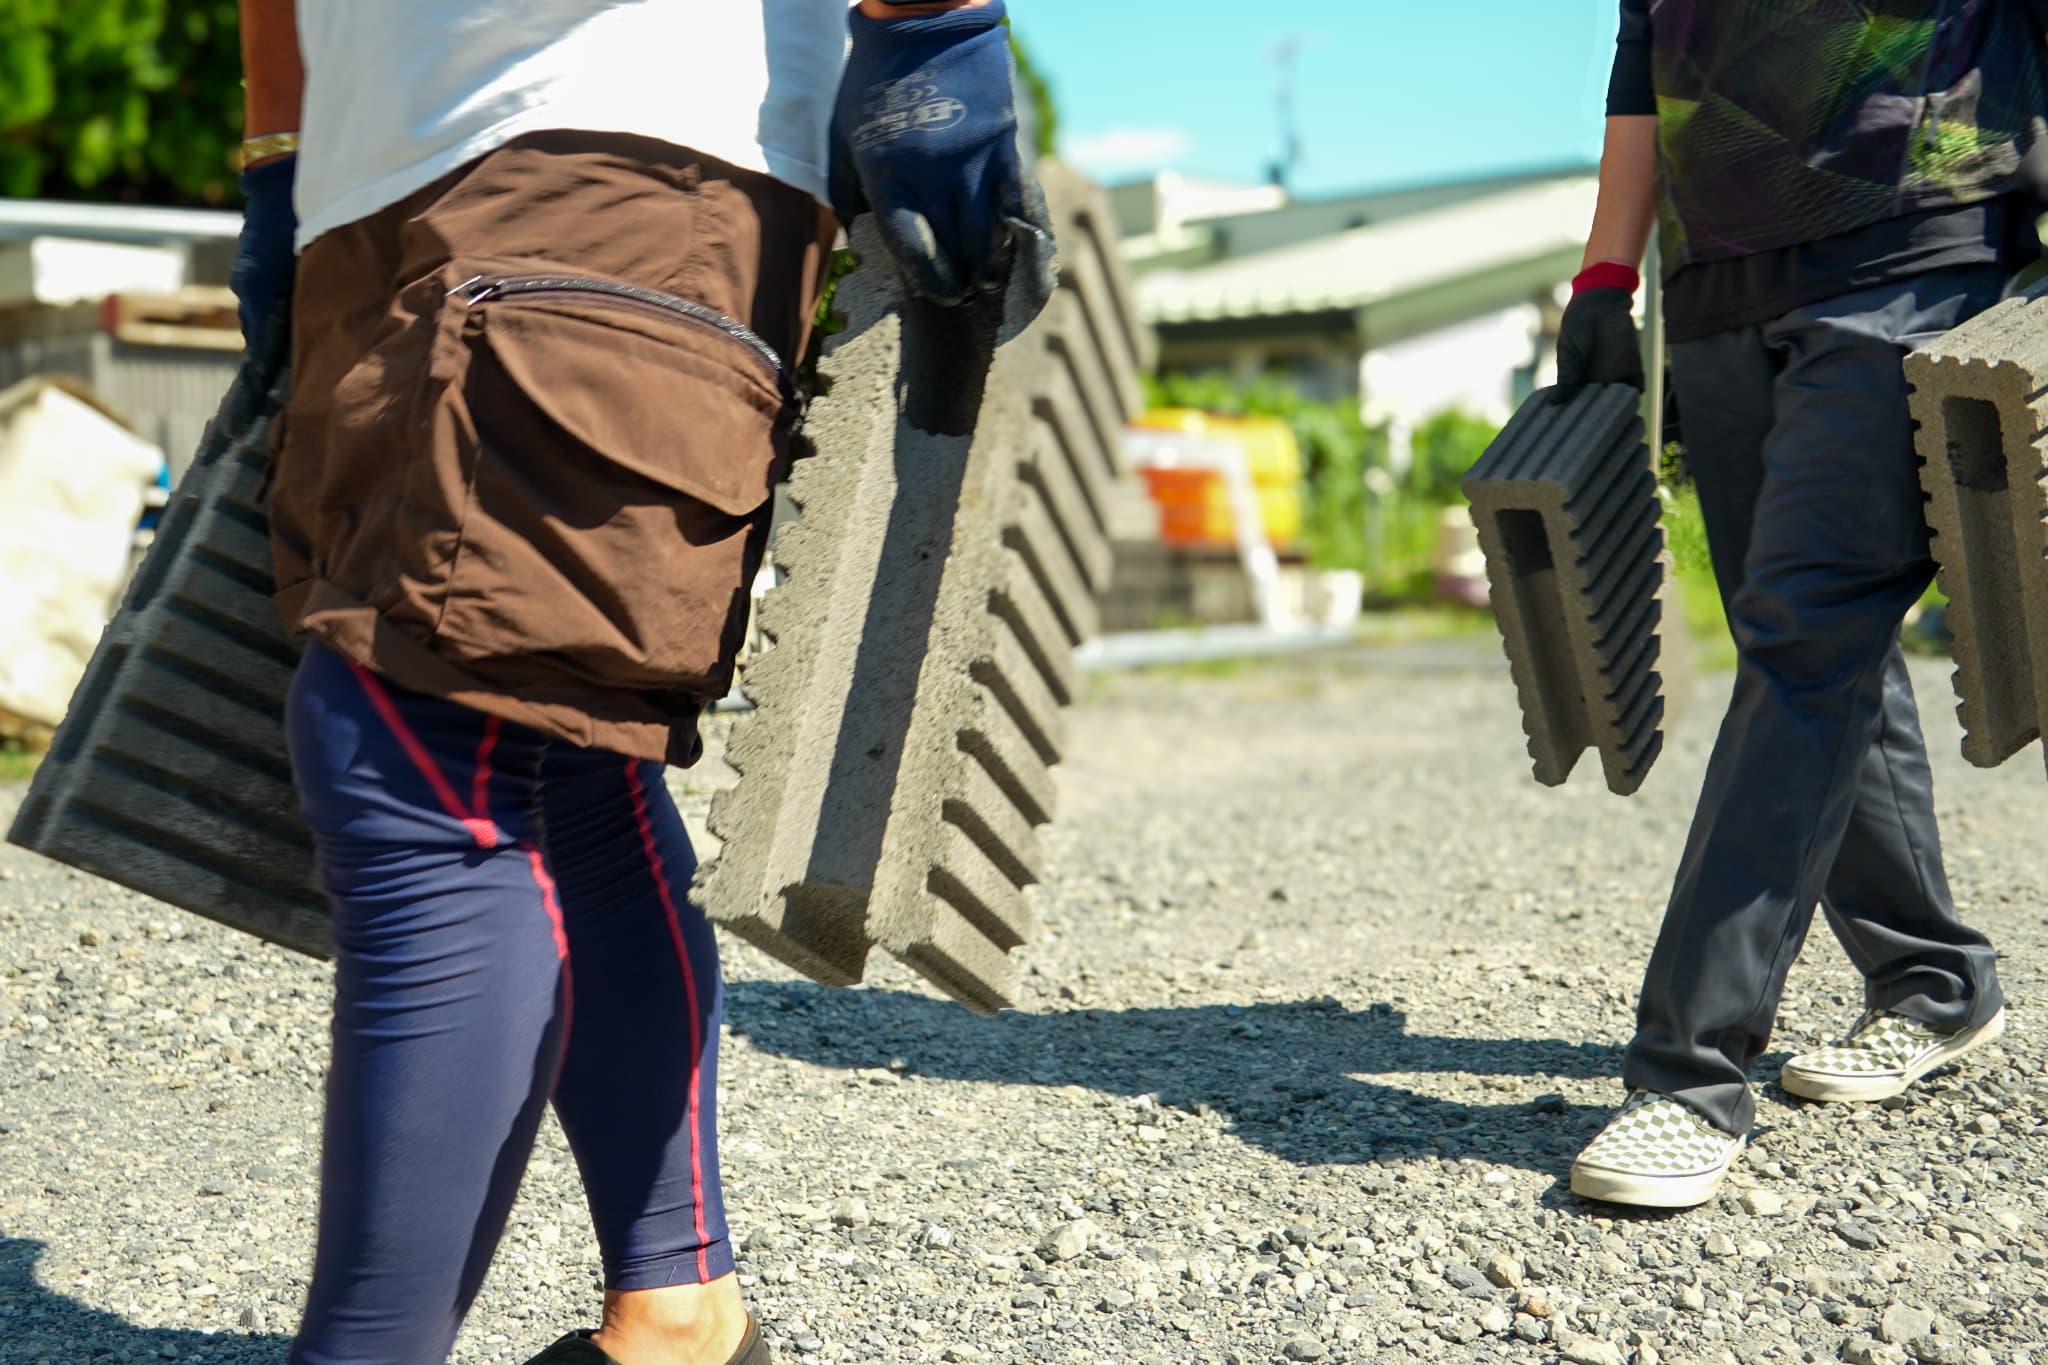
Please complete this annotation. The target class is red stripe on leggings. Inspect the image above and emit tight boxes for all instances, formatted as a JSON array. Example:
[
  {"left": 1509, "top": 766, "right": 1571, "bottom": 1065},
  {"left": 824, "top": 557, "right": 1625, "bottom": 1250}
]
[
  {"left": 470, "top": 716, "right": 502, "bottom": 844},
  {"left": 624, "top": 761, "right": 713, "bottom": 1283},
  {"left": 348, "top": 662, "right": 500, "bottom": 850},
  {"left": 526, "top": 846, "right": 574, "bottom": 1093}
]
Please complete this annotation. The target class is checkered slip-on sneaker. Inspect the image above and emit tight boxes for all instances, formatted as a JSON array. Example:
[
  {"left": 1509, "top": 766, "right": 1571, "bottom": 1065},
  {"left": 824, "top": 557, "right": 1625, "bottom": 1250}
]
[
  {"left": 1780, "top": 1006, "right": 2006, "bottom": 1103},
  {"left": 1569, "top": 1090, "right": 1746, "bottom": 1208}
]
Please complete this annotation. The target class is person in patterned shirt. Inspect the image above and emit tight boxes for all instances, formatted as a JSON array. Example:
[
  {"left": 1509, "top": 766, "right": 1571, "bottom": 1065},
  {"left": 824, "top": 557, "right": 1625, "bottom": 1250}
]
[{"left": 1556, "top": 0, "right": 2045, "bottom": 1209}]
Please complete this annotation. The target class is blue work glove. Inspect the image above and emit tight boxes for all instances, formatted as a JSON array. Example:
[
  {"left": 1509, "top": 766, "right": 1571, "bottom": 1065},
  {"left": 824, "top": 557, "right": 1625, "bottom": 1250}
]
[
  {"left": 231, "top": 155, "right": 299, "bottom": 349},
  {"left": 830, "top": 0, "right": 1056, "bottom": 319}
]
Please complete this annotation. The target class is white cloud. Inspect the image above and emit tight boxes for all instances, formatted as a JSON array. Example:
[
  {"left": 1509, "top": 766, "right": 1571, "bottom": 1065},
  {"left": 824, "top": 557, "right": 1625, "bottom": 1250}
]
[{"left": 1062, "top": 126, "right": 1195, "bottom": 177}]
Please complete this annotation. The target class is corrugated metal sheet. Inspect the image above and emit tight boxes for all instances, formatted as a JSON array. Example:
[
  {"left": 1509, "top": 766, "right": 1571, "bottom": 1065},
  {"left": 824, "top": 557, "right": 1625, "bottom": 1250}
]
[
  {"left": 0, "top": 318, "right": 236, "bottom": 476},
  {"left": 1137, "top": 177, "right": 1600, "bottom": 325}
]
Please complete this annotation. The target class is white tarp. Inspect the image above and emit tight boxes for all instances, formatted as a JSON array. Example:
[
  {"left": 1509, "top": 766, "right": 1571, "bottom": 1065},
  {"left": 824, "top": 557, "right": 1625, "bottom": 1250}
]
[
  {"left": 0, "top": 236, "right": 188, "bottom": 308},
  {"left": 0, "top": 377, "right": 163, "bottom": 736}
]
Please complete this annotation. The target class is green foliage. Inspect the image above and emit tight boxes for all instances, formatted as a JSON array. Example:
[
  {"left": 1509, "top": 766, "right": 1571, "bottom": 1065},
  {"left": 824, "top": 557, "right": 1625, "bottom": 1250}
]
[
  {"left": 1661, "top": 483, "right": 1737, "bottom": 666},
  {"left": 812, "top": 249, "right": 863, "bottom": 336},
  {"left": 0, "top": 739, "right": 44, "bottom": 781},
  {"left": 0, "top": 0, "right": 243, "bottom": 205},
  {"left": 1658, "top": 437, "right": 1692, "bottom": 489},
  {"left": 1, "top": 8, "right": 1062, "bottom": 207},
  {"left": 1141, "top": 372, "right": 1518, "bottom": 599},
  {"left": 1409, "top": 409, "right": 1499, "bottom": 503},
  {"left": 1008, "top": 30, "right": 1059, "bottom": 160}
]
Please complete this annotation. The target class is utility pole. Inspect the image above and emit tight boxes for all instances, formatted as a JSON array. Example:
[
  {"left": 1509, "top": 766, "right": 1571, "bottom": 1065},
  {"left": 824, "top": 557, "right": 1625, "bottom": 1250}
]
[{"left": 1268, "top": 38, "right": 1304, "bottom": 191}]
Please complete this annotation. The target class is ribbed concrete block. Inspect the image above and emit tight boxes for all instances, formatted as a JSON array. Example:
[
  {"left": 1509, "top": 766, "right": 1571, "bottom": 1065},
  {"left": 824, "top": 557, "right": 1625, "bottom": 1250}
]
[
  {"left": 698, "top": 165, "right": 1149, "bottom": 1011},
  {"left": 1904, "top": 292, "right": 2048, "bottom": 770},
  {"left": 6, "top": 319, "right": 328, "bottom": 956},
  {"left": 1462, "top": 384, "right": 1668, "bottom": 796},
  {"left": 1036, "top": 160, "right": 1158, "bottom": 419},
  {"left": 6, "top": 167, "right": 1155, "bottom": 1005}
]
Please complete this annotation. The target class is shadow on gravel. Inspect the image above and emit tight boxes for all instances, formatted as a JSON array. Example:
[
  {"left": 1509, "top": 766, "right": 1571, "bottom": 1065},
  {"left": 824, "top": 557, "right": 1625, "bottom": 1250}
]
[
  {"left": 729, "top": 984, "right": 1623, "bottom": 1174},
  {"left": 0, "top": 1235, "right": 287, "bottom": 1364}
]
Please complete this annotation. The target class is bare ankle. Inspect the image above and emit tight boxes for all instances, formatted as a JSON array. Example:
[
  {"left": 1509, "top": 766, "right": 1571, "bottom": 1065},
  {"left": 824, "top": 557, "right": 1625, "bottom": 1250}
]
[{"left": 591, "top": 1277, "right": 748, "bottom": 1365}]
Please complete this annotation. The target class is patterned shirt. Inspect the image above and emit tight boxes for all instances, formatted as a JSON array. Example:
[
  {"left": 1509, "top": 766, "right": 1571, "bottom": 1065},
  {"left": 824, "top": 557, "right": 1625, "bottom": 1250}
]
[{"left": 1609, "top": 0, "right": 2046, "bottom": 270}]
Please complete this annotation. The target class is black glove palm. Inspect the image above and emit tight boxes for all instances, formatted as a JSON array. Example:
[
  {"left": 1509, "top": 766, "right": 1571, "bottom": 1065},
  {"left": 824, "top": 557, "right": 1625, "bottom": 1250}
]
[{"left": 1551, "top": 286, "right": 1643, "bottom": 404}]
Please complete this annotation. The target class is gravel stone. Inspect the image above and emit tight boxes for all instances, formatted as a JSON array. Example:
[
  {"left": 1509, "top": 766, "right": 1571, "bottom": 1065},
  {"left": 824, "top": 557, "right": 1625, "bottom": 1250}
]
[
  {"left": 1437, "top": 1316, "right": 1482, "bottom": 1345},
  {"left": 1740, "top": 1190, "right": 1785, "bottom": 1217},
  {"left": 1910, "top": 1335, "right": 1966, "bottom": 1365},
  {"left": 1041, "top": 1218, "right": 1099, "bottom": 1263},
  {"left": 3, "top": 653, "right": 2045, "bottom": 1364},
  {"left": 1880, "top": 1305, "right": 1936, "bottom": 1345},
  {"left": 1558, "top": 1334, "right": 1626, "bottom": 1365},
  {"left": 1441, "top": 1260, "right": 1490, "bottom": 1295}
]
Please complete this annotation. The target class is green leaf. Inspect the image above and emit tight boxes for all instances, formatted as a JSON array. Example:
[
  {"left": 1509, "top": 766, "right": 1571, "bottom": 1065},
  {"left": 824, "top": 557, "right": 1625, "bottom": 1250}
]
[{"left": 0, "top": 0, "right": 243, "bottom": 202}]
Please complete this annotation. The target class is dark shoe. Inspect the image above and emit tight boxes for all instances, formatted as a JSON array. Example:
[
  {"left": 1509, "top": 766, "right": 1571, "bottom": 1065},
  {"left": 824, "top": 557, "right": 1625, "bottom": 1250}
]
[
  {"left": 729, "top": 1319, "right": 773, "bottom": 1365},
  {"left": 522, "top": 1334, "right": 612, "bottom": 1365},
  {"left": 522, "top": 1321, "right": 772, "bottom": 1365}
]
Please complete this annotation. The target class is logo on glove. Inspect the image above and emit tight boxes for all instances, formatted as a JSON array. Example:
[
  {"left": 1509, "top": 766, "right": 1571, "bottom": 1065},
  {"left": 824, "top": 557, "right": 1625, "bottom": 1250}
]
[{"left": 852, "top": 71, "right": 969, "bottom": 148}]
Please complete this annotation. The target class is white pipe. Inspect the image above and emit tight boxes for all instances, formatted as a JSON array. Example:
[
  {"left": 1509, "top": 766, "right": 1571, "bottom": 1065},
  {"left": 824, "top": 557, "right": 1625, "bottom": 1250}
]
[
  {"left": 0, "top": 200, "right": 242, "bottom": 245},
  {"left": 1645, "top": 235, "right": 1665, "bottom": 464}
]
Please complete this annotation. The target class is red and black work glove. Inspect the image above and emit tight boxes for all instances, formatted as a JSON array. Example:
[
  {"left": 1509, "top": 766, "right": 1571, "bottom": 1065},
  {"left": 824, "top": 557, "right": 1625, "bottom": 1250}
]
[{"left": 1551, "top": 261, "right": 1643, "bottom": 404}]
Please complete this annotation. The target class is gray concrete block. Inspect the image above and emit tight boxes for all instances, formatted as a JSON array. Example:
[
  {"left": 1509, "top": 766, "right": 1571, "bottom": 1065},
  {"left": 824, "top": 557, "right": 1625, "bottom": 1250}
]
[
  {"left": 1036, "top": 160, "right": 1158, "bottom": 419},
  {"left": 1462, "top": 384, "right": 1668, "bottom": 796},
  {"left": 698, "top": 166, "right": 1150, "bottom": 1011},
  {"left": 7, "top": 166, "right": 1157, "bottom": 1010},
  {"left": 1904, "top": 293, "right": 2048, "bottom": 770},
  {"left": 7, "top": 320, "right": 330, "bottom": 957}
]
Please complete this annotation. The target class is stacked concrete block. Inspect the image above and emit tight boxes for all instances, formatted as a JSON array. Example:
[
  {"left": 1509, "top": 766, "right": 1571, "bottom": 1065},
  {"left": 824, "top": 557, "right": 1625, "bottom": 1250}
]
[
  {"left": 1904, "top": 292, "right": 2048, "bottom": 770},
  {"left": 1462, "top": 383, "right": 1668, "bottom": 796},
  {"left": 7, "top": 319, "right": 329, "bottom": 957},
  {"left": 7, "top": 168, "right": 1153, "bottom": 1008},
  {"left": 698, "top": 166, "right": 1154, "bottom": 1013}
]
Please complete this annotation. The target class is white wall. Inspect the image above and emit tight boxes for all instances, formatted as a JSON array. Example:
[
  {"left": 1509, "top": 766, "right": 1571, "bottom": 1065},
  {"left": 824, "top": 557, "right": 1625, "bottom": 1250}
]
[{"left": 1357, "top": 302, "right": 1543, "bottom": 428}]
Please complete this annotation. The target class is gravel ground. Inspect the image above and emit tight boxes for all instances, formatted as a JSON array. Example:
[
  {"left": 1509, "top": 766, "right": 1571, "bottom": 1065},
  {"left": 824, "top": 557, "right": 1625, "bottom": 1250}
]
[{"left": 1, "top": 642, "right": 2043, "bottom": 1365}]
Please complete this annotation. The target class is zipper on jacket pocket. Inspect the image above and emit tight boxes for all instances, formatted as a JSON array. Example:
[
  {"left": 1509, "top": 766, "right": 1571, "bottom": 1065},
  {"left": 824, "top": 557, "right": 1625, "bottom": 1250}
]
[{"left": 450, "top": 274, "right": 786, "bottom": 389}]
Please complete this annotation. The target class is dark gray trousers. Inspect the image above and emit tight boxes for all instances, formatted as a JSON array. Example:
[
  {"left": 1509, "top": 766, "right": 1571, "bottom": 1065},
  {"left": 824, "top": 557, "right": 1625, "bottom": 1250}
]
[{"left": 1623, "top": 269, "right": 2007, "bottom": 1136}]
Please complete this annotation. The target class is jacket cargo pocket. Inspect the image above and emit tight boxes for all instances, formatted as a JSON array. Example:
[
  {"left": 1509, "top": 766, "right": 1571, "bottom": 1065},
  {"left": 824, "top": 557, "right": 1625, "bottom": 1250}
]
[{"left": 435, "top": 273, "right": 792, "bottom": 698}]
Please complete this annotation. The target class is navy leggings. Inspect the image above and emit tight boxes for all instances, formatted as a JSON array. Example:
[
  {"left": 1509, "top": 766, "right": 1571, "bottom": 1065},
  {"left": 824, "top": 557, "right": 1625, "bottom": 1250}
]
[{"left": 284, "top": 642, "right": 730, "bottom": 1365}]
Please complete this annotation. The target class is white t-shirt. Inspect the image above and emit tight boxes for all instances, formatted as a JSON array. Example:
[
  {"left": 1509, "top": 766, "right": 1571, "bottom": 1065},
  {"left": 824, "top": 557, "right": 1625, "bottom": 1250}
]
[{"left": 292, "top": 1, "right": 849, "bottom": 249}]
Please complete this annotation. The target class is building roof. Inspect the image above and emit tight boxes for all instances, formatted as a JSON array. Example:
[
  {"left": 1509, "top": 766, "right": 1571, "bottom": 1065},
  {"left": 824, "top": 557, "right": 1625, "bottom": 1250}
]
[
  {"left": 1137, "top": 174, "right": 1598, "bottom": 329},
  {"left": 1176, "top": 163, "right": 1592, "bottom": 259}
]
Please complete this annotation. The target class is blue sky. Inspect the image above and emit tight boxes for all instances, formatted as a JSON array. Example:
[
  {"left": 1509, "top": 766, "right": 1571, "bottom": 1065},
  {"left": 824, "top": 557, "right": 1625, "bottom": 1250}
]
[{"left": 1016, "top": 0, "right": 1624, "bottom": 197}]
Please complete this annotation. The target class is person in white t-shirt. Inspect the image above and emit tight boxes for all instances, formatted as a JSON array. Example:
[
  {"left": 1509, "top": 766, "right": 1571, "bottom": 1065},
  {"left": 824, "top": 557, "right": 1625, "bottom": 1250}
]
[{"left": 228, "top": 4, "right": 1052, "bottom": 1364}]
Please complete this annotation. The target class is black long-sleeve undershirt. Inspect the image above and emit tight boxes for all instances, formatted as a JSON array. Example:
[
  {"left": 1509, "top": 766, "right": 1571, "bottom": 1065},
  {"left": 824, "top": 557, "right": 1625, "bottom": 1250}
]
[{"left": 1607, "top": 0, "right": 1654, "bottom": 117}]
